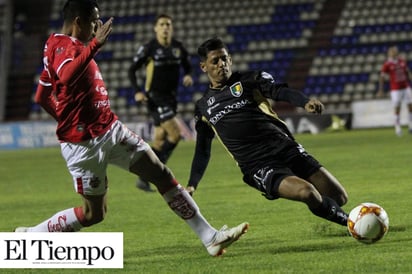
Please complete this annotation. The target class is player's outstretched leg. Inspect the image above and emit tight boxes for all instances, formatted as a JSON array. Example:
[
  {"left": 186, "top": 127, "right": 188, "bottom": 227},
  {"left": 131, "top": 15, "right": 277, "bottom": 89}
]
[
  {"left": 131, "top": 150, "right": 249, "bottom": 256},
  {"left": 161, "top": 183, "right": 249, "bottom": 256},
  {"left": 14, "top": 207, "right": 86, "bottom": 232}
]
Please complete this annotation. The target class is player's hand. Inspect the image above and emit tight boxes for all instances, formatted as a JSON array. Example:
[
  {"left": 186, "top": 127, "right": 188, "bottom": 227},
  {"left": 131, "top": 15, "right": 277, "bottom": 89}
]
[
  {"left": 305, "top": 99, "right": 324, "bottom": 114},
  {"left": 94, "top": 17, "right": 113, "bottom": 46},
  {"left": 186, "top": 186, "right": 195, "bottom": 196},
  {"left": 135, "top": 91, "right": 148, "bottom": 103},
  {"left": 183, "top": 75, "right": 193, "bottom": 87}
]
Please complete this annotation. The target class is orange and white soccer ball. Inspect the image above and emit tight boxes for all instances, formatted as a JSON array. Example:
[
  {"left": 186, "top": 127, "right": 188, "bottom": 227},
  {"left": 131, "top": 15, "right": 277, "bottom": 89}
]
[{"left": 347, "top": 202, "right": 389, "bottom": 244}]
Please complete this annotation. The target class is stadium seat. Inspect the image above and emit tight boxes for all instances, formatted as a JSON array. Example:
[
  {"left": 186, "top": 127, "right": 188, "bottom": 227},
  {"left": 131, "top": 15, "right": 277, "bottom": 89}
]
[{"left": 26, "top": 0, "right": 412, "bottom": 121}]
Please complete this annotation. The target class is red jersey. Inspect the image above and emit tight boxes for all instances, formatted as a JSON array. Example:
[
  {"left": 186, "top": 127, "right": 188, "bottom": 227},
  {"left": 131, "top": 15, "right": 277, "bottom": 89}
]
[
  {"left": 381, "top": 58, "right": 411, "bottom": 91},
  {"left": 38, "top": 33, "right": 117, "bottom": 143}
]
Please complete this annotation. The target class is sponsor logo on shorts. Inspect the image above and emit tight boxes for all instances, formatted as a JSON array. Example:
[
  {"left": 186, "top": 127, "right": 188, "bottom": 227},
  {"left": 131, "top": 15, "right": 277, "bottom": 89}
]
[{"left": 89, "top": 177, "right": 100, "bottom": 189}]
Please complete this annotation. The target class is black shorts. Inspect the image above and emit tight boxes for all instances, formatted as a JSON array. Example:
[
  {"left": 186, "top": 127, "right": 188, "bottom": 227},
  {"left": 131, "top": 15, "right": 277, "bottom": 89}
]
[
  {"left": 243, "top": 144, "right": 321, "bottom": 200},
  {"left": 147, "top": 101, "right": 177, "bottom": 126}
]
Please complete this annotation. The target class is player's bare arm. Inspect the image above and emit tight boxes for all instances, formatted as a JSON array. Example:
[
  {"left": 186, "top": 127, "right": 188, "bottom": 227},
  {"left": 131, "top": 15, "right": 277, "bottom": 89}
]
[
  {"left": 377, "top": 73, "right": 386, "bottom": 97},
  {"left": 183, "top": 75, "right": 194, "bottom": 87},
  {"left": 135, "top": 91, "right": 148, "bottom": 102}
]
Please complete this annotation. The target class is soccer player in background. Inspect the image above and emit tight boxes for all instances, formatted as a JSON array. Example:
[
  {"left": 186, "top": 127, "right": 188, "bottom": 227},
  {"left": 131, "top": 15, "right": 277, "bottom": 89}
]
[
  {"left": 15, "top": 0, "right": 248, "bottom": 257},
  {"left": 128, "top": 14, "right": 193, "bottom": 192},
  {"left": 377, "top": 45, "right": 412, "bottom": 136},
  {"left": 186, "top": 37, "right": 349, "bottom": 228}
]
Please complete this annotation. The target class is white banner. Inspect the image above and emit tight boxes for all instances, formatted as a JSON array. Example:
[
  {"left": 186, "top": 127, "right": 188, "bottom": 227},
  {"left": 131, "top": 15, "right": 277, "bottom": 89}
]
[
  {"left": 351, "top": 99, "right": 409, "bottom": 128},
  {"left": 0, "top": 233, "right": 123, "bottom": 269}
]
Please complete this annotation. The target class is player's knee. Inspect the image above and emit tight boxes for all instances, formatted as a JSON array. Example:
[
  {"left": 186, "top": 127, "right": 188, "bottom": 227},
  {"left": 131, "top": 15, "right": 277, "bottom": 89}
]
[
  {"left": 168, "top": 133, "right": 181, "bottom": 144},
  {"left": 151, "top": 141, "right": 163, "bottom": 151},
  {"left": 328, "top": 186, "right": 348, "bottom": 206},
  {"left": 336, "top": 192, "right": 348, "bottom": 206}
]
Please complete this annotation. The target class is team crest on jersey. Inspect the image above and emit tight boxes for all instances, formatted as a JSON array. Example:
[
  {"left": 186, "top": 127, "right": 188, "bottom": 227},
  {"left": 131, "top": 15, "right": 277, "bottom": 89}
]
[
  {"left": 172, "top": 48, "right": 181, "bottom": 58},
  {"left": 230, "top": 82, "right": 243, "bottom": 97},
  {"left": 89, "top": 176, "right": 100, "bottom": 188},
  {"left": 56, "top": 47, "right": 64, "bottom": 55}
]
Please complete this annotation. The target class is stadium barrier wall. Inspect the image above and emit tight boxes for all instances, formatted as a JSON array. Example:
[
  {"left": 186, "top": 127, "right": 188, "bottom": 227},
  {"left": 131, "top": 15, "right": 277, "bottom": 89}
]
[
  {"left": 280, "top": 112, "right": 352, "bottom": 134},
  {"left": 351, "top": 99, "right": 410, "bottom": 129},
  {"left": 0, "top": 113, "right": 353, "bottom": 150}
]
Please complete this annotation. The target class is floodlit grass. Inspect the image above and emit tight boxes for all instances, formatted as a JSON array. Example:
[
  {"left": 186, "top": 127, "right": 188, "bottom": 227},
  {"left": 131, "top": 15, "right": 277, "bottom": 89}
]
[{"left": 1, "top": 127, "right": 411, "bottom": 273}]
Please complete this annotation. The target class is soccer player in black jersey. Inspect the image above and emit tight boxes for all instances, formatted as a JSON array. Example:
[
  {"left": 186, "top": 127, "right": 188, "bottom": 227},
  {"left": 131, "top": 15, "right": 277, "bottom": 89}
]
[
  {"left": 128, "top": 14, "right": 193, "bottom": 191},
  {"left": 187, "top": 37, "right": 349, "bottom": 227}
]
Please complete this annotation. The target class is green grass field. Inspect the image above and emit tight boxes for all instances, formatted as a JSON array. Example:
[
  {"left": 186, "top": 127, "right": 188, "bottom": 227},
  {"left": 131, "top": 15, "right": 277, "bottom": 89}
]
[{"left": 1, "top": 127, "right": 411, "bottom": 273}]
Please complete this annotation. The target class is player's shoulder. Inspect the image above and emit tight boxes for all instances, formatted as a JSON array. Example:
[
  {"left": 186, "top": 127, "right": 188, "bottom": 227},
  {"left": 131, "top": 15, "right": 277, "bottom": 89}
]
[
  {"left": 194, "top": 86, "right": 214, "bottom": 106},
  {"left": 47, "top": 33, "right": 76, "bottom": 44},
  {"left": 139, "top": 39, "right": 157, "bottom": 51},
  {"left": 236, "top": 70, "right": 272, "bottom": 83},
  {"left": 171, "top": 38, "right": 183, "bottom": 45},
  {"left": 240, "top": 70, "right": 260, "bottom": 79},
  {"left": 147, "top": 38, "right": 157, "bottom": 46},
  {"left": 44, "top": 33, "right": 75, "bottom": 53},
  {"left": 46, "top": 33, "right": 79, "bottom": 50}
]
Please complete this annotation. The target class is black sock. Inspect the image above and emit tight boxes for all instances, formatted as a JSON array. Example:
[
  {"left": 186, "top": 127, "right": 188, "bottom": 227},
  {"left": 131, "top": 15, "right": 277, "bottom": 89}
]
[
  {"left": 309, "top": 196, "right": 348, "bottom": 226},
  {"left": 159, "top": 139, "right": 177, "bottom": 163},
  {"left": 152, "top": 148, "right": 163, "bottom": 161}
]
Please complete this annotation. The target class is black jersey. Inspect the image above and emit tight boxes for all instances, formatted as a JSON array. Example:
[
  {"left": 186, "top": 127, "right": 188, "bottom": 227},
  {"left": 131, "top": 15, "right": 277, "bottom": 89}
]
[
  {"left": 191, "top": 70, "right": 310, "bottom": 179},
  {"left": 128, "top": 38, "right": 192, "bottom": 106}
]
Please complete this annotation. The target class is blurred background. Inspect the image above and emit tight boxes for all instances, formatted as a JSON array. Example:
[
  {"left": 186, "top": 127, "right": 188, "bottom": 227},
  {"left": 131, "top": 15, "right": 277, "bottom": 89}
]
[{"left": 1, "top": 0, "right": 411, "bottom": 148}]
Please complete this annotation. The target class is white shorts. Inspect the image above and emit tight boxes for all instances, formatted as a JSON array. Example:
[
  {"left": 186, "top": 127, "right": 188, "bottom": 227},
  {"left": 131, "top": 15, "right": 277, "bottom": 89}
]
[
  {"left": 390, "top": 87, "right": 412, "bottom": 107},
  {"left": 60, "top": 120, "right": 150, "bottom": 195}
]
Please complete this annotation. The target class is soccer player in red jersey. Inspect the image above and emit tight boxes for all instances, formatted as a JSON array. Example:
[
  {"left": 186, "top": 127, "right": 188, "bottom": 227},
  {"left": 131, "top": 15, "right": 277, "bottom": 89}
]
[
  {"left": 378, "top": 45, "right": 412, "bottom": 136},
  {"left": 15, "top": 0, "right": 248, "bottom": 257}
]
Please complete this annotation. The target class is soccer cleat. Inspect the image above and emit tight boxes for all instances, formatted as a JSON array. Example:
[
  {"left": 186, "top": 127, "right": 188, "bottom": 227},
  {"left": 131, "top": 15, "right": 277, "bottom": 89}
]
[
  {"left": 206, "top": 222, "right": 249, "bottom": 257},
  {"left": 136, "top": 179, "right": 155, "bottom": 192},
  {"left": 14, "top": 227, "right": 29, "bottom": 232}
]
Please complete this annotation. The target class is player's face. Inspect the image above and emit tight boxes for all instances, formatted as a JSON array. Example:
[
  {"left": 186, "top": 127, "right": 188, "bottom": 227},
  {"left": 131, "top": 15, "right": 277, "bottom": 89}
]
[
  {"left": 77, "top": 7, "right": 100, "bottom": 43},
  {"left": 388, "top": 46, "right": 398, "bottom": 58},
  {"left": 154, "top": 17, "right": 173, "bottom": 41},
  {"left": 200, "top": 48, "right": 232, "bottom": 88}
]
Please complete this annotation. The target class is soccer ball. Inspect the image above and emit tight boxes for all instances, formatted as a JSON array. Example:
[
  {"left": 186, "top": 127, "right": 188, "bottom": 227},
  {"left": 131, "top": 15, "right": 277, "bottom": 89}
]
[{"left": 347, "top": 202, "right": 389, "bottom": 244}]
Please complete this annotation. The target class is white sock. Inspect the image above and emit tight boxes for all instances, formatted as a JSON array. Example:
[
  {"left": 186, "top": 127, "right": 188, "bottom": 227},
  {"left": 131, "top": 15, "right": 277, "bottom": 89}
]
[
  {"left": 395, "top": 114, "right": 401, "bottom": 127},
  {"left": 27, "top": 208, "right": 83, "bottom": 232},
  {"left": 162, "top": 184, "right": 216, "bottom": 246}
]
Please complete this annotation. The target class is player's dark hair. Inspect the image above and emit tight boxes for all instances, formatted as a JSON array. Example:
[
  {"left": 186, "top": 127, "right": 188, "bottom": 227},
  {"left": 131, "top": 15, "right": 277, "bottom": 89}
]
[
  {"left": 197, "top": 37, "right": 228, "bottom": 61},
  {"left": 62, "top": 0, "right": 99, "bottom": 23},
  {"left": 154, "top": 13, "right": 173, "bottom": 25}
]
